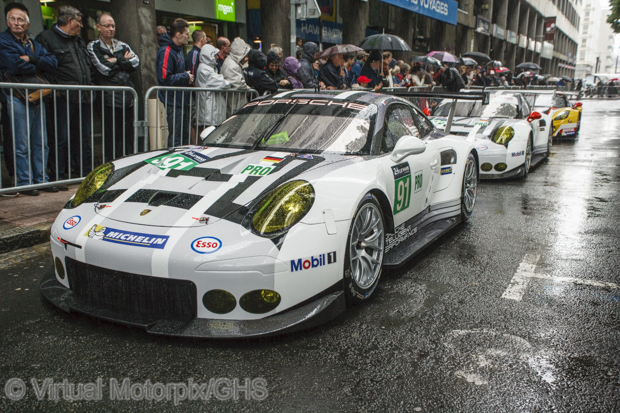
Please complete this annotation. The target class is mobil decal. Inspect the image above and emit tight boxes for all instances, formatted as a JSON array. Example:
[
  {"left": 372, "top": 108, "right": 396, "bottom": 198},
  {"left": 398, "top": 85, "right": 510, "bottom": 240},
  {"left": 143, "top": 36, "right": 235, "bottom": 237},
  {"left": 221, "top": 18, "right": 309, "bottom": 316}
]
[
  {"left": 63, "top": 215, "right": 81, "bottom": 230},
  {"left": 291, "top": 252, "right": 337, "bottom": 272},
  {"left": 85, "top": 225, "right": 169, "bottom": 249},
  {"left": 511, "top": 150, "right": 525, "bottom": 157},
  {"left": 191, "top": 236, "right": 222, "bottom": 254}
]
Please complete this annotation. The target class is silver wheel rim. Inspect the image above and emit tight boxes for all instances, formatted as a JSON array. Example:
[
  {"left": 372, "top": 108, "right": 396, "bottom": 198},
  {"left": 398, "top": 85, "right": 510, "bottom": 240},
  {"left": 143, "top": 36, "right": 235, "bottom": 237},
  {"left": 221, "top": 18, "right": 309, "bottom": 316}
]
[
  {"left": 525, "top": 140, "right": 532, "bottom": 171},
  {"left": 349, "top": 203, "right": 384, "bottom": 289},
  {"left": 463, "top": 158, "right": 477, "bottom": 213}
]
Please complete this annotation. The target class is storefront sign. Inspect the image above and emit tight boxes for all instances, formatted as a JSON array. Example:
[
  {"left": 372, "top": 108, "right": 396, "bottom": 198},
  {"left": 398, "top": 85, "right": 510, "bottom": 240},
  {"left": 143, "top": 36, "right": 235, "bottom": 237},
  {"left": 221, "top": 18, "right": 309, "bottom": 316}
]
[
  {"left": 506, "top": 30, "right": 518, "bottom": 44},
  {"left": 544, "top": 17, "right": 556, "bottom": 42},
  {"left": 216, "top": 0, "right": 235, "bottom": 22},
  {"left": 297, "top": 18, "right": 320, "bottom": 43},
  {"left": 476, "top": 15, "right": 491, "bottom": 36},
  {"left": 493, "top": 24, "right": 505, "bottom": 40},
  {"left": 378, "top": 0, "right": 458, "bottom": 26},
  {"left": 322, "top": 21, "right": 343, "bottom": 44}
]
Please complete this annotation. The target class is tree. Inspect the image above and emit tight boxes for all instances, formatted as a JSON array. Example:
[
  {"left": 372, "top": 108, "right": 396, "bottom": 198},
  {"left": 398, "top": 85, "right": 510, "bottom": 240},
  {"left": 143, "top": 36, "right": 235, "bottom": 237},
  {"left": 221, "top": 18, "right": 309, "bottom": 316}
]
[
  {"left": 608, "top": 0, "right": 620, "bottom": 33},
  {"left": 341, "top": 0, "right": 369, "bottom": 46},
  {"left": 260, "top": 0, "right": 290, "bottom": 56}
]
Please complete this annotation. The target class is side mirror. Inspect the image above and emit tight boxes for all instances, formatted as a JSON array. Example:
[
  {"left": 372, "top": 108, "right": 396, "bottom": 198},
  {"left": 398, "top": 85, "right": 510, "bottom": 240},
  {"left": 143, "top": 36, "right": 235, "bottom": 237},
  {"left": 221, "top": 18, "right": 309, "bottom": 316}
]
[
  {"left": 390, "top": 135, "right": 426, "bottom": 163},
  {"left": 527, "top": 111, "right": 542, "bottom": 122},
  {"left": 200, "top": 125, "right": 216, "bottom": 139},
  {"left": 572, "top": 102, "right": 582, "bottom": 109}
]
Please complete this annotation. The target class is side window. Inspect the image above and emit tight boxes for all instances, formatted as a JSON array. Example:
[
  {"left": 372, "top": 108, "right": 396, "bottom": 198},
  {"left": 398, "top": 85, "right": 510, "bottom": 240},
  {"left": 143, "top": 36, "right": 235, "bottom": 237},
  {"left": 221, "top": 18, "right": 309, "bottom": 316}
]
[
  {"left": 520, "top": 96, "right": 531, "bottom": 118},
  {"left": 412, "top": 107, "right": 434, "bottom": 138},
  {"left": 381, "top": 105, "right": 419, "bottom": 154}
]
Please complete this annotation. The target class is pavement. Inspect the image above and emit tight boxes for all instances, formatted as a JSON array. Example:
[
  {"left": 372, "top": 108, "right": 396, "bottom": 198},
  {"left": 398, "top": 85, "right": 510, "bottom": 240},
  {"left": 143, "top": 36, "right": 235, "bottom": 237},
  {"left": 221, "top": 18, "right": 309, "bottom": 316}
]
[{"left": 0, "top": 185, "right": 79, "bottom": 254}]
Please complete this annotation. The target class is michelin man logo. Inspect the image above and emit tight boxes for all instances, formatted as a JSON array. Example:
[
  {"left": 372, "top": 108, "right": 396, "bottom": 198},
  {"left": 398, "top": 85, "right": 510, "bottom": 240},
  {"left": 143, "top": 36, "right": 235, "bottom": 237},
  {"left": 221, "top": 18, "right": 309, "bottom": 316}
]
[{"left": 87, "top": 224, "right": 106, "bottom": 240}]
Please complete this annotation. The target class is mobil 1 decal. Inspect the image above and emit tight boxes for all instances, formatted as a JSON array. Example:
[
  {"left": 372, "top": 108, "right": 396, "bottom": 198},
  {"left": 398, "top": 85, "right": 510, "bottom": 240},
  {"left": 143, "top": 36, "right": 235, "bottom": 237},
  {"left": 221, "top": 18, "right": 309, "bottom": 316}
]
[
  {"left": 392, "top": 162, "right": 423, "bottom": 215},
  {"left": 146, "top": 150, "right": 210, "bottom": 171}
]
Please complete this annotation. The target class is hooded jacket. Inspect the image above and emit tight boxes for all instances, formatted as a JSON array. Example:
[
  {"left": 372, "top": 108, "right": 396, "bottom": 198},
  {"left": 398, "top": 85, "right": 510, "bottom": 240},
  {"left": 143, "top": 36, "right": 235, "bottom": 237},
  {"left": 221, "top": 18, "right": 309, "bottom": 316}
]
[
  {"left": 245, "top": 50, "right": 278, "bottom": 96},
  {"left": 221, "top": 37, "right": 251, "bottom": 90},
  {"left": 195, "top": 44, "right": 230, "bottom": 126},
  {"left": 35, "top": 25, "right": 92, "bottom": 103},
  {"left": 265, "top": 51, "right": 290, "bottom": 89},
  {"left": 282, "top": 57, "right": 303, "bottom": 89},
  {"left": 298, "top": 42, "right": 319, "bottom": 88},
  {"left": 155, "top": 32, "right": 190, "bottom": 107}
]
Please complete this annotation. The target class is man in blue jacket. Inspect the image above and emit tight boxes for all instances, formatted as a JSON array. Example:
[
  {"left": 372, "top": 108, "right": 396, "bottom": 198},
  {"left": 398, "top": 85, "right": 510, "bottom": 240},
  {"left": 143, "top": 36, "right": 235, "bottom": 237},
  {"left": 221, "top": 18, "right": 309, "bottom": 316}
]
[
  {"left": 156, "top": 18, "right": 192, "bottom": 147},
  {"left": 0, "top": 2, "right": 58, "bottom": 195}
]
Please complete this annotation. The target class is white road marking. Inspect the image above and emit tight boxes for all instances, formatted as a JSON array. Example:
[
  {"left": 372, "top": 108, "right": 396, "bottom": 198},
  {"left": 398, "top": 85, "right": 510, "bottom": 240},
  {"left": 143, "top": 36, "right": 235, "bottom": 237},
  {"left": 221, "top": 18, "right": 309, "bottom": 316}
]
[{"left": 502, "top": 254, "right": 620, "bottom": 301}]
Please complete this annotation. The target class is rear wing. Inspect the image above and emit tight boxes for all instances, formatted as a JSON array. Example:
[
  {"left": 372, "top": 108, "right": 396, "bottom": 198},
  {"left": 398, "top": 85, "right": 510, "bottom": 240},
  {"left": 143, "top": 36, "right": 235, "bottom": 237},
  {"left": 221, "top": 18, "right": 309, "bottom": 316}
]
[{"left": 383, "top": 90, "right": 490, "bottom": 134}]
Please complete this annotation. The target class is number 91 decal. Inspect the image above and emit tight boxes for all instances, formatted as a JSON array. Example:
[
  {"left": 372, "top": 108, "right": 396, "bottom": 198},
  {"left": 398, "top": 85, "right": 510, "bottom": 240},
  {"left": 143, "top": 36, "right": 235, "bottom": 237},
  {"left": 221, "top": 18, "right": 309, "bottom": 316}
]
[{"left": 191, "top": 237, "right": 222, "bottom": 254}]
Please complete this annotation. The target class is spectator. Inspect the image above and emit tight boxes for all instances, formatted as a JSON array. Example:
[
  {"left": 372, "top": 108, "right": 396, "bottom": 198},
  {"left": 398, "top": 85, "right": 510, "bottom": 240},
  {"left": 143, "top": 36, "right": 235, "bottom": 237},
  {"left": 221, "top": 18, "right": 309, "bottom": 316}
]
[
  {"left": 0, "top": 2, "right": 58, "bottom": 195},
  {"left": 360, "top": 50, "right": 383, "bottom": 91},
  {"left": 295, "top": 38, "right": 303, "bottom": 56},
  {"left": 268, "top": 45, "right": 283, "bottom": 61},
  {"left": 185, "top": 30, "right": 208, "bottom": 82},
  {"left": 400, "top": 63, "right": 412, "bottom": 87},
  {"left": 381, "top": 57, "right": 393, "bottom": 87},
  {"left": 350, "top": 52, "right": 367, "bottom": 86},
  {"left": 298, "top": 41, "right": 320, "bottom": 88},
  {"left": 221, "top": 37, "right": 251, "bottom": 113},
  {"left": 87, "top": 13, "right": 139, "bottom": 161},
  {"left": 195, "top": 44, "right": 230, "bottom": 129},
  {"left": 391, "top": 66, "right": 401, "bottom": 86},
  {"left": 472, "top": 66, "right": 486, "bottom": 87},
  {"left": 421, "top": 66, "right": 435, "bottom": 86},
  {"left": 155, "top": 18, "right": 192, "bottom": 147},
  {"left": 356, "top": 76, "right": 371, "bottom": 88},
  {"left": 282, "top": 56, "right": 303, "bottom": 89},
  {"left": 156, "top": 25, "right": 167, "bottom": 41},
  {"left": 215, "top": 36, "right": 231, "bottom": 73},
  {"left": 36, "top": 5, "right": 93, "bottom": 181},
  {"left": 266, "top": 51, "right": 291, "bottom": 89},
  {"left": 0, "top": 93, "right": 14, "bottom": 188},
  {"left": 443, "top": 64, "right": 465, "bottom": 92},
  {"left": 500, "top": 75, "right": 509, "bottom": 87},
  {"left": 343, "top": 53, "right": 356, "bottom": 89},
  {"left": 319, "top": 53, "right": 345, "bottom": 90},
  {"left": 411, "top": 65, "right": 424, "bottom": 86},
  {"left": 245, "top": 50, "right": 278, "bottom": 96}
]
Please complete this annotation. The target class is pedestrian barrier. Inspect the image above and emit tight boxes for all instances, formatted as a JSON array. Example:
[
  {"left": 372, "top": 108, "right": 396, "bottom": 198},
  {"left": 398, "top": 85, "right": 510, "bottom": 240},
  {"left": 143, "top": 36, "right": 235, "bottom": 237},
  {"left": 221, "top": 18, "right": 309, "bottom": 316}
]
[
  {"left": 143, "top": 86, "right": 258, "bottom": 150},
  {"left": 0, "top": 83, "right": 139, "bottom": 194}
]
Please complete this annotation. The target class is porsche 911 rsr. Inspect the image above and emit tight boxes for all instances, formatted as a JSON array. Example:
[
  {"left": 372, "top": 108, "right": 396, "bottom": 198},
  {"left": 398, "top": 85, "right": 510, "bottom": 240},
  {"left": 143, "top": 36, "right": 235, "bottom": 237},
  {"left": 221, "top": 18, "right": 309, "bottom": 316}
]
[
  {"left": 530, "top": 92, "right": 582, "bottom": 138},
  {"left": 430, "top": 91, "right": 552, "bottom": 180},
  {"left": 42, "top": 90, "right": 479, "bottom": 338}
]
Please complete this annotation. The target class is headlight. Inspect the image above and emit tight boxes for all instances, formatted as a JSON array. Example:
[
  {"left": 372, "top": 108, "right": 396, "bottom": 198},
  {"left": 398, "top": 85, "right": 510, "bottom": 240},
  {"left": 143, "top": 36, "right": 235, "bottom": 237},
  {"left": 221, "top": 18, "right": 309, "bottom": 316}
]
[
  {"left": 555, "top": 110, "right": 570, "bottom": 120},
  {"left": 72, "top": 163, "right": 114, "bottom": 207},
  {"left": 492, "top": 126, "right": 515, "bottom": 146},
  {"left": 251, "top": 180, "right": 315, "bottom": 236}
]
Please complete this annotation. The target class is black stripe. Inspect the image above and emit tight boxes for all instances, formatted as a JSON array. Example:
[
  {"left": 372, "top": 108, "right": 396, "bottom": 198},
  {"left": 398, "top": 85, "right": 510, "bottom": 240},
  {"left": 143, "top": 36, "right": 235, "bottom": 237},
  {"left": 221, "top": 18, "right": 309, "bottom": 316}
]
[{"left": 125, "top": 189, "right": 203, "bottom": 210}]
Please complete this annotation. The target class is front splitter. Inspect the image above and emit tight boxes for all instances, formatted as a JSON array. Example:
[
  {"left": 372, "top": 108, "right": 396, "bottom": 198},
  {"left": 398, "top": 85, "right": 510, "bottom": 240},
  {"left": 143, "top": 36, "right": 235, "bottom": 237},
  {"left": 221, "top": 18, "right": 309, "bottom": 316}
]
[{"left": 40, "top": 269, "right": 346, "bottom": 338}]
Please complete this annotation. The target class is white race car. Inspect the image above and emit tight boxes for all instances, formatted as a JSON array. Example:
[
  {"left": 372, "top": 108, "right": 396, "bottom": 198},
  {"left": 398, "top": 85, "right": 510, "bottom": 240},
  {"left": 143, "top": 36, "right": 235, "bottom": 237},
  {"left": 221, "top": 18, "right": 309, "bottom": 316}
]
[
  {"left": 430, "top": 91, "right": 553, "bottom": 179},
  {"left": 42, "top": 90, "right": 478, "bottom": 338}
]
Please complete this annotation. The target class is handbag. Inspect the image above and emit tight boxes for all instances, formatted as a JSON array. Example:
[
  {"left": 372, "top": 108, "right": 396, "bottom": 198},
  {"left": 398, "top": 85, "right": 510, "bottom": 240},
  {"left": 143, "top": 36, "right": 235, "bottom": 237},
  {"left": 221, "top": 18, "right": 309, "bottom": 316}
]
[{"left": 3, "top": 71, "right": 53, "bottom": 105}]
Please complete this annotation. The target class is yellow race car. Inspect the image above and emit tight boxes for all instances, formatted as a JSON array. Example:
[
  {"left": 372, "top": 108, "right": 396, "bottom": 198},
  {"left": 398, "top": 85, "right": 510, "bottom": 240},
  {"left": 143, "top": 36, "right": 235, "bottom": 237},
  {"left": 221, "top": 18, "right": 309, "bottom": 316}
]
[{"left": 532, "top": 92, "right": 582, "bottom": 138}]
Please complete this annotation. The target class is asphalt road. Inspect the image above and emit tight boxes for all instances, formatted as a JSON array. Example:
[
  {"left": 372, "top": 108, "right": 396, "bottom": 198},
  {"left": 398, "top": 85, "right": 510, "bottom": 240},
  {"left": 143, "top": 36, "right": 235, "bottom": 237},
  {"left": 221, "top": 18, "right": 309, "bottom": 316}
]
[{"left": 1, "top": 98, "right": 619, "bottom": 412}]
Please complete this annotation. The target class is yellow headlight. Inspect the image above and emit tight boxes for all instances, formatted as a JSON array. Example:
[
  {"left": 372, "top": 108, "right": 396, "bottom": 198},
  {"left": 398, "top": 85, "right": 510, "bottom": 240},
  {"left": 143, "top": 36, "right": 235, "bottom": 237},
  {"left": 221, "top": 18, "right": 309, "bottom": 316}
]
[
  {"left": 72, "top": 163, "right": 114, "bottom": 207},
  {"left": 252, "top": 180, "right": 314, "bottom": 235},
  {"left": 555, "top": 110, "right": 570, "bottom": 120},
  {"left": 492, "top": 126, "right": 515, "bottom": 146}
]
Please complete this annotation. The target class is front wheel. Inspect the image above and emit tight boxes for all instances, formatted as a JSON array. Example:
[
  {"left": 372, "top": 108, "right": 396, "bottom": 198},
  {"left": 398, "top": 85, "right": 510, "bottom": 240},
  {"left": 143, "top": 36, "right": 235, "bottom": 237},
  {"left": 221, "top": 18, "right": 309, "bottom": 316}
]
[
  {"left": 344, "top": 194, "right": 385, "bottom": 305},
  {"left": 461, "top": 152, "right": 478, "bottom": 222}
]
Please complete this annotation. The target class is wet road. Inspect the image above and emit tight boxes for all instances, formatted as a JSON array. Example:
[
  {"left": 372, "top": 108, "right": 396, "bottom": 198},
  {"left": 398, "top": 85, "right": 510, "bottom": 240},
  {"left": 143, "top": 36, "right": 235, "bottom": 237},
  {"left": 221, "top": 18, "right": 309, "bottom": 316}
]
[{"left": 1, "top": 98, "right": 619, "bottom": 412}]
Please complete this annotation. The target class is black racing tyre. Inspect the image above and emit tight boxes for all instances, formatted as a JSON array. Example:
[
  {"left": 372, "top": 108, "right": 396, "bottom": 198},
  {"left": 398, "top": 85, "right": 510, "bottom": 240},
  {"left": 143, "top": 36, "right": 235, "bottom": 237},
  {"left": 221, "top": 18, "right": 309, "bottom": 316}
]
[
  {"left": 523, "top": 137, "right": 532, "bottom": 179},
  {"left": 344, "top": 193, "right": 385, "bottom": 306},
  {"left": 461, "top": 152, "right": 477, "bottom": 222}
]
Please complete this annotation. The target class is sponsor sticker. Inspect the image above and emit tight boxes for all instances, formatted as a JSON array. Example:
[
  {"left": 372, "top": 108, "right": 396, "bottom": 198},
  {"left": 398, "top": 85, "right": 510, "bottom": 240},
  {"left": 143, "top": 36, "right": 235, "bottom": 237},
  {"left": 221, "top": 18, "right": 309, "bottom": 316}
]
[
  {"left": 191, "top": 237, "right": 222, "bottom": 254},
  {"left": 265, "top": 131, "right": 289, "bottom": 145},
  {"left": 476, "top": 145, "right": 488, "bottom": 151},
  {"left": 297, "top": 154, "right": 313, "bottom": 160},
  {"left": 145, "top": 150, "right": 210, "bottom": 171},
  {"left": 431, "top": 118, "right": 447, "bottom": 129},
  {"left": 511, "top": 150, "right": 525, "bottom": 157},
  {"left": 391, "top": 162, "right": 412, "bottom": 215},
  {"left": 63, "top": 215, "right": 81, "bottom": 230},
  {"left": 261, "top": 155, "right": 284, "bottom": 163},
  {"left": 441, "top": 166, "right": 452, "bottom": 175},
  {"left": 239, "top": 164, "right": 276, "bottom": 176},
  {"left": 85, "top": 225, "right": 169, "bottom": 249},
  {"left": 290, "top": 252, "right": 337, "bottom": 272},
  {"left": 475, "top": 119, "right": 489, "bottom": 127}
]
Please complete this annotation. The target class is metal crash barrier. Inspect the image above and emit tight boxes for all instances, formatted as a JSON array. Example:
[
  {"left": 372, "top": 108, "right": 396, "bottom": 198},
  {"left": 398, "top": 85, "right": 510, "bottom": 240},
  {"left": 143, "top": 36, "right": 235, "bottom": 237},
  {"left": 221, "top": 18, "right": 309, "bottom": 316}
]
[{"left": 0, "top": 83, "right": 139, "bottom": 194}]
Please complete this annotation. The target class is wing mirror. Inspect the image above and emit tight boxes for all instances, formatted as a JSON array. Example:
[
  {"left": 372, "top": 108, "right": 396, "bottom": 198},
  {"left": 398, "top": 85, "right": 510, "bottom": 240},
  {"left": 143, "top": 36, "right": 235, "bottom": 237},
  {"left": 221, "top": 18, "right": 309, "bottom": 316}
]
[
  {"left": 526, "top": 111, "right": 542, "bottom": 122},
  {"left": 390, "top": 135, "right": 426, "bottom": 163},
  {"left": 572, "top": 102, "right": 582, "bottom": 109},
  {"left": 199, "top": 125, "right": 216, "bottom": 139}
]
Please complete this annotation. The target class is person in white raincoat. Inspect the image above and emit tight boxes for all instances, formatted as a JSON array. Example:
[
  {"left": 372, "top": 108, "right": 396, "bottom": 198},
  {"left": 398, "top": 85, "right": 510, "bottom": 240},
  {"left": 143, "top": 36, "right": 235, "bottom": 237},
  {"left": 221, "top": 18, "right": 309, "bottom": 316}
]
[
  {"left": 195, "top": 44, "right": 230, "bottom": 128},
  {"left": 220, "top": 37, "right": 251, "bottom": 116}
]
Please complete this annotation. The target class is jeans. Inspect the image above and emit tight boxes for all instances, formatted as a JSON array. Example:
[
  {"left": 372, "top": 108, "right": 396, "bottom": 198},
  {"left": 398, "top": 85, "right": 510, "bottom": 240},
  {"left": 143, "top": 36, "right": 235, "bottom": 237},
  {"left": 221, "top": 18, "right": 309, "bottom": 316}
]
[
  {"left": 166, "top": 105, "right": 189, "bottom": 148},
  {"left": 47, "top": 97, "right": 92, "bottom": 179},
  {"left": 6, "top": 96, "right": 48, "bottom": 186}
]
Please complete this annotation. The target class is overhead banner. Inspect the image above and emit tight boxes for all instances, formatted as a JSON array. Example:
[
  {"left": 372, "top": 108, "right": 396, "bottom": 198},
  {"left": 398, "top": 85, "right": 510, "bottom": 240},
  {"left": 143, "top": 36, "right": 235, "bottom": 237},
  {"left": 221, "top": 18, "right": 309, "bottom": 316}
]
[
  {"left": 544, "top": 17, "right": 556, "bottom": 41},
  {"left": 296, "top": 18, "right": 320, "bottom": 43},
  {"left": 476, "top": 15, "right": 491, "bottom": 36},
  {"left": 493, "top": 24, "right": 505, "bottom": 40},
  {"left": 378, "top": 0, "right": 458, "bottom": 26},
  {"left": 506, "top": 30, "right": 518, "bottom": 44},
  {"left": 322, "top": 21, "right": 343, "bottom": 44}
]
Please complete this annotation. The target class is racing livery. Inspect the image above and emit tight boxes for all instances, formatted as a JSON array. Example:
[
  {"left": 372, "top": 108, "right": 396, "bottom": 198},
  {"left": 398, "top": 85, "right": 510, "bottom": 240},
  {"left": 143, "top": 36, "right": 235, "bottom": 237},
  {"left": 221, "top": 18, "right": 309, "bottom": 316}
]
[
  {"left": 42, "top": 91, "right": 478, "bottom": 338},
  {"left": 430, "top": 91, "right": 552, "bottom": 179},
  {"left": 529, "top": 91, "right": 582, "bottom": 138}
]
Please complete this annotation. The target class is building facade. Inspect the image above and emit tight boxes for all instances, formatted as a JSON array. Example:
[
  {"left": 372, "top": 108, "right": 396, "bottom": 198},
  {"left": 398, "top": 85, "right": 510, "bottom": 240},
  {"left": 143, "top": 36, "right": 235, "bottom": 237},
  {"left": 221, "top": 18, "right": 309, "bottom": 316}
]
[{"left": 575, "top": 0, "right": 618, "bottom": 78}]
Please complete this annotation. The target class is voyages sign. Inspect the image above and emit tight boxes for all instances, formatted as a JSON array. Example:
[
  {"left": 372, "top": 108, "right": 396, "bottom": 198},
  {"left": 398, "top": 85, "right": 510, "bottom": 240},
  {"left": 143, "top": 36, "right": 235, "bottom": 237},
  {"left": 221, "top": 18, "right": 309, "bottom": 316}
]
[{"left": 378, "top": 0, "right": 458, "bottom": 26}]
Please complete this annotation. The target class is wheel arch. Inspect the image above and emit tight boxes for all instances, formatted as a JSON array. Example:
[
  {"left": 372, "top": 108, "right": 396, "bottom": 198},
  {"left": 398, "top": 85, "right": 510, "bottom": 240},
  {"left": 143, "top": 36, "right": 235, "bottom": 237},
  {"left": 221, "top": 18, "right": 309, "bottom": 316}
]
[{"left": 368, "top": 189, "right": 394, "bottom": 234}]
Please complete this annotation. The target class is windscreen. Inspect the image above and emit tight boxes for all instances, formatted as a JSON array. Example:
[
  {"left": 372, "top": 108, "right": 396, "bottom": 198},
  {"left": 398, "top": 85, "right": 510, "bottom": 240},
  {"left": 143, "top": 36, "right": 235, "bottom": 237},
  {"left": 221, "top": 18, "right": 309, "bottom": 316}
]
[
  {"left": 481, "top": 96, "right": 519, "bottom": 118},
  {"left": 202, "top": 98, "right": 377, "bottom": 155},
  {"left": 432, "top": 100, "right": 483, "bottom": 117},
  {"left": 532, "top": 94, "right": 564, "bottom": 108}
]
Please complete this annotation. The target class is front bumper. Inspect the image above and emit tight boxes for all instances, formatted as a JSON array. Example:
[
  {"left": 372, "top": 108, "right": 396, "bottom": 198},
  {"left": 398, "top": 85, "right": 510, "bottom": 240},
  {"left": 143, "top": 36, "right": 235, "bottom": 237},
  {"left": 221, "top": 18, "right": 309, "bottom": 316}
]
[
  {"left": 40, "top": 269, "right": 346, "bottom": 338},
  {"left": 480, "top": 165, "right": 525, "bottom": 180}
]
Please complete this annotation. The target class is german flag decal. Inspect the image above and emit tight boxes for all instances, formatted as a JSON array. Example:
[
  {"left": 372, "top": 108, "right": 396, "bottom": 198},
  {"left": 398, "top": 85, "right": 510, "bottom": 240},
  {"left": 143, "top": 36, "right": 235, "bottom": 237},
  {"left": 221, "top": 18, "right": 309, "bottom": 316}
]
[{"left": 261, "top": 156, "right": 284, "bottom": 163}]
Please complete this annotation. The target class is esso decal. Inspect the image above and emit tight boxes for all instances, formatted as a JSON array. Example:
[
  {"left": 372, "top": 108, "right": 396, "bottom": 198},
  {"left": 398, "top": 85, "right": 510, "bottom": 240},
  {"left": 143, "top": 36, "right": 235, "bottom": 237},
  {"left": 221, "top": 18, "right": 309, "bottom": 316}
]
[
  {"left": 191, "top": 237, "right": 222, "bottom": 254},
  {"left": 63, "top": 215, "right": 81, "bottom": 230},
  {"left": 476, "top": 145, "right": 488, "bottom": 151}
]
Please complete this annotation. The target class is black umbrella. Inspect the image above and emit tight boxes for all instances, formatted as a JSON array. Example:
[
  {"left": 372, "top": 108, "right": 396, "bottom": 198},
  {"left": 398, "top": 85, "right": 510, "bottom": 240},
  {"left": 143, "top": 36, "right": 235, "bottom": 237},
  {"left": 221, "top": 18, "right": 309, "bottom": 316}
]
[
  {"left": 457, "top": 57, "right": 477, "bottom": 66},
  {"left": 486, "top": 60, "right": 502, "bottom": 68},
  {"left": 411, "top": 55, "right": 442, "bottom": 67},
  {"left": 561, "top": 75, "right": 572, "bottom": 82},
  {"left": 359, "top": 33, "right": 411, "bottom": 51},
  {"left": 463, "top": 51, "right": 491, "bottom": 64},
  {"left": 515, "top": 62, "right": 542, "bottom": 71}
]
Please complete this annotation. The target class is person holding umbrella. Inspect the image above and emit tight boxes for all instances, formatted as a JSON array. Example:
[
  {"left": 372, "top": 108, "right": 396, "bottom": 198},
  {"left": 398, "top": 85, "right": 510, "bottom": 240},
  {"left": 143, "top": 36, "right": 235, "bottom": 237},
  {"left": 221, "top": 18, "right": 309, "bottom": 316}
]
[
  {"left": 319, "top": 52, "right": 345, "bottom": 90},
  {"left": 298, "top": 41, "right": 320, "bottom": 89},
  {"left": 360, "top": 50, "right": 383, "bottom": 91}
]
